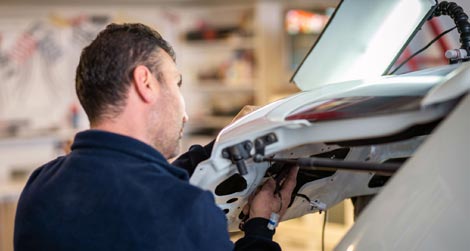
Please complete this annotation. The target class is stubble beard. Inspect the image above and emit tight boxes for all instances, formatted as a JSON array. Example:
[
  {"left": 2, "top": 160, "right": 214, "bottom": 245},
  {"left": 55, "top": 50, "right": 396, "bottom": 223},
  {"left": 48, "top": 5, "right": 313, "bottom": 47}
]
[
  {"left": 168, "top": 122, "right": 185, "bottom": 159},
  {"left": 147, "top": 109, "right": 183, "bottom": 159}
]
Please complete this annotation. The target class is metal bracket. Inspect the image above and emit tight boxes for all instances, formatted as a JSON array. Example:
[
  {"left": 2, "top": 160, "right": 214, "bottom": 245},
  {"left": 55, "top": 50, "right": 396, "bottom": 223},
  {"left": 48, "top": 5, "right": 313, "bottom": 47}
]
[
  {"left": 222, "top": 141, "right": 253, "bottom": 175},
  {"left": 253, "top": 133, "right": 278, "bottom": 162}
]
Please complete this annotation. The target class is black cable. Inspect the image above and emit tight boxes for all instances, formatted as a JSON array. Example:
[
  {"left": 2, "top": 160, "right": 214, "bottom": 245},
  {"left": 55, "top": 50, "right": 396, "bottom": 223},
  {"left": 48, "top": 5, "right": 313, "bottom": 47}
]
[
  {"left": 432, "top": 1, "right": 470, "bottom": 52},
  {"left": 322, "top": 210, "right": 328, "bottom": 251},
  {"left": 295, "top": 193, "right": 311, "bottom": 203},
  {"left": 389, "top": 26, "right": 457, "bottom": 75}
]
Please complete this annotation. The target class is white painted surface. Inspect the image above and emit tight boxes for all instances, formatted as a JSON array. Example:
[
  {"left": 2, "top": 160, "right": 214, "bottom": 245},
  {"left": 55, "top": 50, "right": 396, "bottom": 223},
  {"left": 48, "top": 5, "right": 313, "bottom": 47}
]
[{"left": 335, "top": 95, "right": 470, "bottom": 251}]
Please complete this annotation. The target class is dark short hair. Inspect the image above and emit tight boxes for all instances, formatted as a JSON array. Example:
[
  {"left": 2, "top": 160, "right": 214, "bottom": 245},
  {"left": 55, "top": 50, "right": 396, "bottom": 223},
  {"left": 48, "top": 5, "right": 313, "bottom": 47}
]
[{"left": 75, "top": 23, "right": 175, "bottom": 124}]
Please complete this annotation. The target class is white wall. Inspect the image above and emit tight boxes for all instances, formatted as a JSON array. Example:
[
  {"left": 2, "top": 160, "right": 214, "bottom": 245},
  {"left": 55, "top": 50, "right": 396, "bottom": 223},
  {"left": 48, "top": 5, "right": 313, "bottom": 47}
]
[
  {"left": 0, "top": 5, "right": 179, "bottom": 130},
  {"left": 0, "top": 5, "right": 179, "bottom": 181}
]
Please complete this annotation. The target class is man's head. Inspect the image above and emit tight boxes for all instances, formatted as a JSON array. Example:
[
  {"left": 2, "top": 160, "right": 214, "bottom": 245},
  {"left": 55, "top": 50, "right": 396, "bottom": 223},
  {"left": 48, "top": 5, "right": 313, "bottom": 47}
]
[{"left": 76, "top": 23, "right": 188, "bottom": 158}]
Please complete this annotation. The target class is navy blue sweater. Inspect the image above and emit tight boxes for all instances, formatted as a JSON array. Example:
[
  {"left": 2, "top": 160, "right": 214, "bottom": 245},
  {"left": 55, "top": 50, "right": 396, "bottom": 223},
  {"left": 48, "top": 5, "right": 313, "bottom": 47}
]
[{"left": 14, "top": 130, "right": 280, "bottom": 251}]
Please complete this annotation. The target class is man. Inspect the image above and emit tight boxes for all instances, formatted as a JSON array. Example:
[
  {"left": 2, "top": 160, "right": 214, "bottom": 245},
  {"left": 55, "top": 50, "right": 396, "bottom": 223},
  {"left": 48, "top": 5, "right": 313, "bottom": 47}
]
[{"left": 14, "top": 23, "right": 298, "bottom": 251}]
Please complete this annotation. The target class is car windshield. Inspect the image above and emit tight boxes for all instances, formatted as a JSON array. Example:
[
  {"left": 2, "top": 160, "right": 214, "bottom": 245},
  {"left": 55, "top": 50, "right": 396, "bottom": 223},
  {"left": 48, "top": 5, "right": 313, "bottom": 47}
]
[{"left": 292, "top": 0, "right": 436, "bottom": 91}]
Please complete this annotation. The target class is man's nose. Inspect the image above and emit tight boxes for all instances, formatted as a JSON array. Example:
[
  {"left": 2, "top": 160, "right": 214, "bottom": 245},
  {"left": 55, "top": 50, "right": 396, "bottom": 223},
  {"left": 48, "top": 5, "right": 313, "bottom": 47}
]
[{"left": 183, "top": 112, "right": 189, "bottom": 123}]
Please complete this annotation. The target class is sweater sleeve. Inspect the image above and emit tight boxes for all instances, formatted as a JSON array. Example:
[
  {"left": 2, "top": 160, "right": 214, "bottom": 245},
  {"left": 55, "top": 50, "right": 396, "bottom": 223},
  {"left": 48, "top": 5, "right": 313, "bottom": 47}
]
[
  {"left": 172, "top": 140, "right": 215, "bottom": 176},
  {"left": 181, "top": 191, "right": 234, "bottom": 251},
  {"left": 175, "top": 142, "right": 282, "bottom": 251},
  {"left": 234, "top": 218, "right": 282, "bottom": 251},
  {"left": 185, "top": 192, "right": 281, "bottom": 251}
]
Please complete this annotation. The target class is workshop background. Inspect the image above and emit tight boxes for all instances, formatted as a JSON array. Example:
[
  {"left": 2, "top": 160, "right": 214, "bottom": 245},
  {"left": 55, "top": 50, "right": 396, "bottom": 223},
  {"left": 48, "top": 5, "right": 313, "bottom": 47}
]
[{"left": 0, "top": 0, "right": 468, "bottom": 250}]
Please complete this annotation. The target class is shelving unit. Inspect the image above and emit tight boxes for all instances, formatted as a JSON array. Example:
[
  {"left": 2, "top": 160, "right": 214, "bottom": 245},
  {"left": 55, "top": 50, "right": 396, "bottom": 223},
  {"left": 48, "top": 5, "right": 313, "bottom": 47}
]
[
  {"left": 176, "top": 4, "right": 258, "bottom": 135},
  {"left": 182, "top": 37, "right": 256, "bottom": 51},
  {"left": 175, "top": 1, "right": 336, "bottom": 136}
]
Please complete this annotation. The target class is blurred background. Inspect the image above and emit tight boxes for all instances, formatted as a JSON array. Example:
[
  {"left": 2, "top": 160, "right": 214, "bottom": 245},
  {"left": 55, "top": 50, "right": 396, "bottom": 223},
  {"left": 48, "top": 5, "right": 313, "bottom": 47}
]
[{"left": 0, "top": 0, "right": 468, "bottom": 250}]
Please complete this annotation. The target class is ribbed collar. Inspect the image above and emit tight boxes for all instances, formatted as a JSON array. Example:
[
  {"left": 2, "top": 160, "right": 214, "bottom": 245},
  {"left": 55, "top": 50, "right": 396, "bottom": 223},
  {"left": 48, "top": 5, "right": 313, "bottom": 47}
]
[{"left": 71, "top": 130, "right": 189, "bottom": 180}]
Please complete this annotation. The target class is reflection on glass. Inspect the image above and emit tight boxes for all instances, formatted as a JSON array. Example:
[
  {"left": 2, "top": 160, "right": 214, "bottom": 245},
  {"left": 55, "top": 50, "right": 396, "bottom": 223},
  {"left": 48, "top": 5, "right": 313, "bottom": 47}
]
[{"left": 292, "top": 0, "right": 435, "bottom": 91}]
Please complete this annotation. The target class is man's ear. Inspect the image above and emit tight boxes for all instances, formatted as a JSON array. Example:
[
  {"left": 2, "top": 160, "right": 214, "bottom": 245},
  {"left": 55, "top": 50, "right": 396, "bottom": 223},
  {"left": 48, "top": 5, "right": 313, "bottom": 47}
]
[{"left": 133, "top": 65, "right": 159, "bottom": 103}]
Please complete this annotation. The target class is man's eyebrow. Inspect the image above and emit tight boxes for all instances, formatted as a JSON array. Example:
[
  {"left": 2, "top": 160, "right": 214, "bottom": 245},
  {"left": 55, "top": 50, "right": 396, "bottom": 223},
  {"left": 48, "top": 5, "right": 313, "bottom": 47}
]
[{"left": 177, "top": 75, "right": 182, "bottom": 87}]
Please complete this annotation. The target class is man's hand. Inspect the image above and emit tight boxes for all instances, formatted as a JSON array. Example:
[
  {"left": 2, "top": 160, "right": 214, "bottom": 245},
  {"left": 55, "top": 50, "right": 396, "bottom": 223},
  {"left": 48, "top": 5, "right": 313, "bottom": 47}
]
[
  {"left": 230, "top": 105, "right": 259, "bottom": 124},
  {"left": 244, "top": 166, "right": 298, "bottom": 221}
]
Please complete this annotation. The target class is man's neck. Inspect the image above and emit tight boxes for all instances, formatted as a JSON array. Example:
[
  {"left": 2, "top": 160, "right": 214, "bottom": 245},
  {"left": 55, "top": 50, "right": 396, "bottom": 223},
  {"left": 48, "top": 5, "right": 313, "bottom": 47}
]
[{"left": 91, "top": 117, "right": 151, "bottom": 148}]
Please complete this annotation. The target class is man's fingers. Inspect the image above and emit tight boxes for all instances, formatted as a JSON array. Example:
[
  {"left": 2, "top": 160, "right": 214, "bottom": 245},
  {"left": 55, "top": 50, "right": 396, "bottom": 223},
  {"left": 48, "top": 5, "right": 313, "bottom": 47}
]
[
  {"left": 242, "top": 203, "right": 250, "bottom": 216},
  {"left": 261, "top": 178, "right": 276, "bottom": 193},
  {"left": 280, "top": 166, "right": 299, "bottom": 199},
  {"left": 230, "top": 105, "right": 260, "bottom": 124}
]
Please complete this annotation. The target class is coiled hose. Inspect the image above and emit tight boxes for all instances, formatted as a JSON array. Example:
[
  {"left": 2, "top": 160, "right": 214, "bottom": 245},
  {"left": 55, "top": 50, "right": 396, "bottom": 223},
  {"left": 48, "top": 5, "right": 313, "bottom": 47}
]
[{"left": 432, "top": 1, "right": 470, "bottom": 54}]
